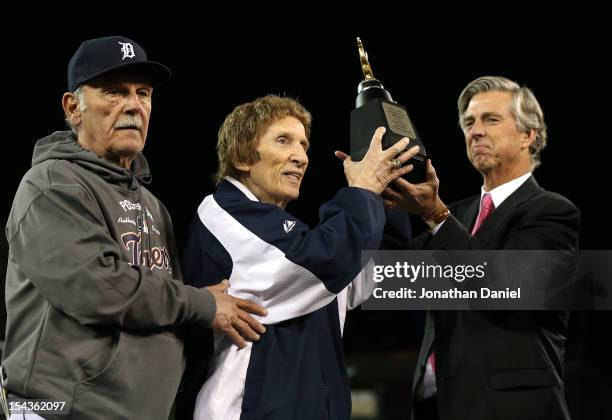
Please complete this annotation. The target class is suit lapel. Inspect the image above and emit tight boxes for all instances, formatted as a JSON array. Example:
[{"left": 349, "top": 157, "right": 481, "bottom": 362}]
[
  {"left": 413, "top": 311, "right": 436, "bottom": 392},
  {"left": 455, "top": 198, "right": 480, "bottom": 229}
]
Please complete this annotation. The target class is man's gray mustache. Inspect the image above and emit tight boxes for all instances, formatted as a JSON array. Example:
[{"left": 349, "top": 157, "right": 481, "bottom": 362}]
[{"left": 115, "top": 117, "right": 143, "bottom": 129}]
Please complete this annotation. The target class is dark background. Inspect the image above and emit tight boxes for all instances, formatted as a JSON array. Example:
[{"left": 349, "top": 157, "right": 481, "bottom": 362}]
[{"left": 2, "top": 9, "right": 610, "bottom": 419}]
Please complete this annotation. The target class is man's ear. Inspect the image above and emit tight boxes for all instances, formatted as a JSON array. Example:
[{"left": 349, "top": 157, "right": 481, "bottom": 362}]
[
  {"left": 521, "top": 128, "right": 537, "bottom": 150},
  {"left": 62, "top": 92, "right": 82, "bottom": 127}
]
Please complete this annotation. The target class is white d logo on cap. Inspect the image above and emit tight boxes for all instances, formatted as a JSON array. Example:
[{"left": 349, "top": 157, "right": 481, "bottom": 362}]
[{"left": 118, "top": 42, "right": 135, "bottom": 60}]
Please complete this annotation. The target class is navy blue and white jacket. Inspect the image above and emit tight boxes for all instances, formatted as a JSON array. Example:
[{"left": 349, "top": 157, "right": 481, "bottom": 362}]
[{"left": 181, "top": 177, "right": 411, "bottom": 420}]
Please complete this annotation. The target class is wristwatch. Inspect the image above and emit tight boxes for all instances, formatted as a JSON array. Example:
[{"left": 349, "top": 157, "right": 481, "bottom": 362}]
[{"left": 424, "top": 207, "right": 450, "bottom": 230}]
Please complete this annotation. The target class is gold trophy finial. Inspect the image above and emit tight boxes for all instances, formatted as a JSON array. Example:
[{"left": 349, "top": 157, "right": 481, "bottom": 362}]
[{"left": 357, "top": 37, "right": 375, "bottom": 81}]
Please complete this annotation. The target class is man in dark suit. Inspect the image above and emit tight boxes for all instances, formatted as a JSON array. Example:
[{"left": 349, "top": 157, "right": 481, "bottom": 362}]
[{"left": 383, "top": 76, "right": 580, "bottom": 420}]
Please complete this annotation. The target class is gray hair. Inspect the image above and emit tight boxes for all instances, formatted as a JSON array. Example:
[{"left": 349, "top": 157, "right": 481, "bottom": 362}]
[
  {"left": 458, "top": 76, "right": 547, "bottom": 169},
  {"left": 65, "top": 86, "right": 88, "bottom": 134}
]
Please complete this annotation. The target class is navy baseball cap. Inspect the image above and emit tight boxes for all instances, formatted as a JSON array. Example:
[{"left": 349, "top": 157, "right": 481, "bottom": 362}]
[{"left": 67, "top": 36, "right": 171, "bottom": 91}]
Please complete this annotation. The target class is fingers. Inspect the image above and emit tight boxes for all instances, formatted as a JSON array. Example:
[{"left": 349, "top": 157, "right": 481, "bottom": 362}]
[
  {"left": 426, "top": 159, "right": 438, "bottom": 182},
  {"left": 238, "top": 310, "right": 267, "bottom": 334},
  {"left": 334, "top": 150, "right": 349, "bottom": 161},
  {"left": 396, "top": 145, "right": 420, "bottom": 164},
  {"left": 382, "top": 137, "right": 410, "bottom": 159},
  {"left": 392, "top": 177, "right": 418, "bottom": 193},
  {"left": 342, "top": 156, "right": 354, "bottom": 169},
  {"left": 396, "top": 164, "right": 415, "bottom": 178},
  {"left": 225, "top": 312, "right": 265, "bottom": 348},
  {"left": 236, "top": 297, "right": 268, "bottom": 317},
  {"left": 224, "top": 326, "right": 247, "bottom": 349},
  {"left": 233, "top": 316, "right": 261, "bottom": 341},
  {"left": 368, "top": 127, "right": 387, "bottom": 152}
]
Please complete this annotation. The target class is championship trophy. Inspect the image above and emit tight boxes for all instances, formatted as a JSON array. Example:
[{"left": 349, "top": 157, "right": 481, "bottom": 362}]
[{"left": 350, "top": 37, "right": 428, "bottom": 183}]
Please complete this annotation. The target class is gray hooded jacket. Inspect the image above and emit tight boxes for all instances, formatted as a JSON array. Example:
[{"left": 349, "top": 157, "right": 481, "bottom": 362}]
[{"left": 3, "top": 131, "right": 216, "bottom": 419}]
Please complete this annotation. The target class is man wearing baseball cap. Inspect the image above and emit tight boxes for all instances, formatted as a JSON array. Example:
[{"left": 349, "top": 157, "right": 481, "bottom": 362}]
[{"left": 1, "top": 36, "right": 266, "bottom": 420}]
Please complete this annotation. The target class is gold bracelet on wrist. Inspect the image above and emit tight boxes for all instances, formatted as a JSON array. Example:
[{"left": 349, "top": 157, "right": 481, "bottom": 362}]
[{"left": 423, "top": 207, "right": 450, "bottom": 230}]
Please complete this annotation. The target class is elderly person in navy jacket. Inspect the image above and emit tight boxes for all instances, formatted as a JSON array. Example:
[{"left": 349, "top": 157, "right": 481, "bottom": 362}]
[{"left": 179, "top": 95, "right": 418, "bottom": 420}]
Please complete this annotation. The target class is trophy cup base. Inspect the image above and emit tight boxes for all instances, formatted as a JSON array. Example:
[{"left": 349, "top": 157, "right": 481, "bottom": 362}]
[{"left": 404, "top": 155, "right": 427, "bottom": 184}]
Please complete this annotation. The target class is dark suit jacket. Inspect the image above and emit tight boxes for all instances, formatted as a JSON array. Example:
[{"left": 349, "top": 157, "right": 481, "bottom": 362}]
[{"left": 412, "top": 176, "right": 580, "bottom": 420}]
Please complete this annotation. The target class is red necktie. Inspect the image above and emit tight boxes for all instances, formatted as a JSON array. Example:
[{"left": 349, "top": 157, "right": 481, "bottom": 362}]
[
  {"left": 427, "top": 352, "right": 435, "bottom": 371},
  {"left": 471, "top": 192, "right": 495, "bottom": 235}
]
